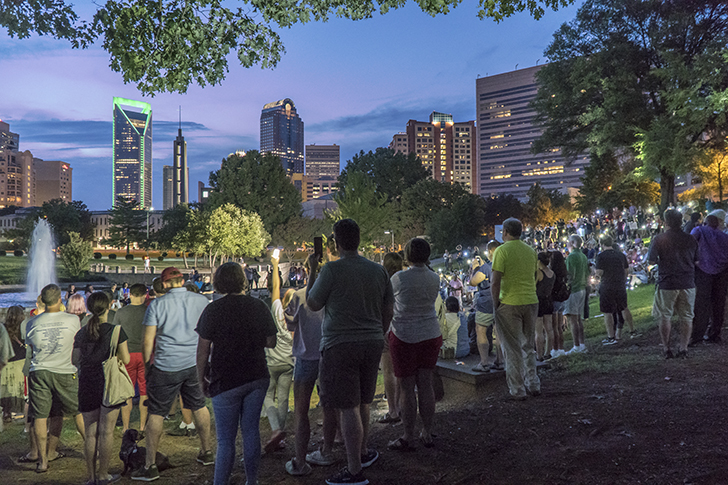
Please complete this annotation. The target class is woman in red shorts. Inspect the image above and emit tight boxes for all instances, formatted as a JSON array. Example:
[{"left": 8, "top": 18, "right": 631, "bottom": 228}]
[{"left": 387, "top": 238, "right": 442, "bottom": 451}]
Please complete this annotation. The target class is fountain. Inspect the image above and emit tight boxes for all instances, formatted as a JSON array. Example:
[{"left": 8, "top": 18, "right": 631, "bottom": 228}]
[{"left": 26, "top": 218, "right": 57, "bottom": 297}]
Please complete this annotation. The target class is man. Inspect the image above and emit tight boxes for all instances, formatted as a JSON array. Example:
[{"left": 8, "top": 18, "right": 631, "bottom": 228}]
[
  {"left": 25, "top": 284, "right": 86, "bottom": 473},
  {"left": 490, "top": 218, "right": 540, "bottom": 400},
  {"left": 284, "top": 237, "right": 339, "bottom": 476},
  {"left": 564, "top": 235, "right": 589, "bottom": 353},
  {"left": 595, "top": 236, "right": 636, "bottom": 345},
  {"left": 683, "top": 212, "right": 702, "bottom": 234},
  {"left": 116, "top": 283, "right": 150, "bottom": 433},
  {"left": 648, "top": 209, "right": 699, "bottom": 358},
  {"left": 132, "top": 267, "right": 212, "bottom": 481},
  {"left": 306, "top": 219, "right": 394, "bottom": 485}
]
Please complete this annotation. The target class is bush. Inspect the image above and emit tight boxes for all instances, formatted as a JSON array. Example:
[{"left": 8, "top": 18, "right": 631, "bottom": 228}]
[
  {"left": 125, "top": 254, "right": 134, "bottom": 261},
  {"left": 157, "top": 256, "right": 164, "bottom": 261},
  {"left": 13, "top": 250, "right": 23, "bottom": 257},
  {"left": 59, "top": 232, "right": 93, "bottom": 278},
  {"left": 161, "top": 252, "right": 168, "bottom": 258},
  {"left": 93, "top": 252, "right": 102, "bottom": 259},
  {"left": 0, "top": 250, "right": 6, "bottom": 256},
  {"left": 108, "top": 253, "right": 117, "bottom": 260}
]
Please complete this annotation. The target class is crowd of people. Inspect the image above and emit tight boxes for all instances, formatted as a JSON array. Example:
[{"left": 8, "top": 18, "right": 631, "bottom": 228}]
[{"left": 0, "top": 205, "right": 727, "bottom": 485}]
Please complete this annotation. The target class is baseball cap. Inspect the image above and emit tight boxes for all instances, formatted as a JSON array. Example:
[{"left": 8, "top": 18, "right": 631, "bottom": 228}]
[{"left": 161, "top": 267, "right": 183, "bottom": 282}]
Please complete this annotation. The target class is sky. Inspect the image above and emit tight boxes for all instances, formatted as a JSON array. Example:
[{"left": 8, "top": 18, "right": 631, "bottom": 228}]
[{"left": 0, "top": 0, "right": 585, "bottom": 210}]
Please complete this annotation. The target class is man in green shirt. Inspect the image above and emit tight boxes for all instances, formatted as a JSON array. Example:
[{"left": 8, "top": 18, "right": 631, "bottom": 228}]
[
  {"left": 491, "top": 218, "right": 540, "bottom": 400},
  {"left": 564, "top": 235, "right": 589, "bottom": 353}
]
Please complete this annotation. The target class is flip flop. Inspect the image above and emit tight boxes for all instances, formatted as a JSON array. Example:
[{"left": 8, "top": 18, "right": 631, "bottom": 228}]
[
  {"left": 18, "top": 454, "right": 38, "bottom": 463},
  {"left": 35, "top": 463, "right": 48, "bottom": 474},
  {"left": 48, "top": 451, "right": 66, "bottom": 462},
  {"left": 387, "top": 437, "right": 415, "bottom": 452}
]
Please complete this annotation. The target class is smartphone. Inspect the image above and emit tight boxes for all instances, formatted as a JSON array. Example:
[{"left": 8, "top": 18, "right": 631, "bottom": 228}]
[
  {"left": 314, "top": 236, "right": 323, "bottom": 260},
  {"left": 272, "top": 248, "right": 280, "bottom": 259}
]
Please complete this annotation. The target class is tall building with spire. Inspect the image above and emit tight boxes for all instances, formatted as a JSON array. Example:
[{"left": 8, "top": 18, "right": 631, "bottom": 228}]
[
  {"left": 113, "top": 97, "right": 152, "bottom": 208},
  {"left": 260, "top": 98, "right": 304, "bottom": 175},
  {"left": 173, "top": 109, "right": 189, "bottom": 206}
]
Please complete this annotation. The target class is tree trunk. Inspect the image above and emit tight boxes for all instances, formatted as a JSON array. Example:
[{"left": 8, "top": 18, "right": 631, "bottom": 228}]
[
  {"left": 182, "top": 250, "right": 189, "bottom": 269},
  {"left": 659, "top": 170, "right": 675, "bottom": 213}
]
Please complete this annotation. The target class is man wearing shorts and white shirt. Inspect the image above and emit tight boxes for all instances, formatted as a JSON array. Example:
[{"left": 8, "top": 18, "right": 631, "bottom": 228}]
[
  {"left": 134, "top": 267, "right": 212, "bottom": 481},
  {"left": 307, "top": 219, "right": 394, "bottom": 485},
  {"left": 564, "top": 235, "right": 589, "bottom": 353},
  {"left": 648, "top": 209, "right": 699, "bottom": 358},
  {"left": 26, "top": 284, "right": 86, "bottom": 473}
]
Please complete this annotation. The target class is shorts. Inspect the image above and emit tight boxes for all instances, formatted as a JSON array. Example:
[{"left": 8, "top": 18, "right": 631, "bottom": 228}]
[
  {"left": 389, "top": 333, "right": 442, "bottom": 378},
  {"left": 319, "top": 340, "right": 383, "bottom": 409},
  {"left": 146, "top": 365, "right": 207, "bottom": 416},
  {"left": 652, "top": 288, "right": 695, "bottom": 322},
  {"left": 553, "top": 300, "right": 565, "bottom": 313},
  {"left": 563, "top": 289, "right": 586, "bottom": 318},
  {"left": 28, "top": 370, "right": 79, "bottom": 419},
  {"left": 538, "top": 299, "right": 554, "bottom": 317},
  {"left": 293, "top": 358, "right": 319, "bottom": 385},
  {"left": 125, "top": 352, "right": 147, "bottom": 395},
  {"left": 475, "top": 311, "right": 494, "bottom": 327},
  {"left": 599, "top": 286, "right": 628, "bottom": 314}
]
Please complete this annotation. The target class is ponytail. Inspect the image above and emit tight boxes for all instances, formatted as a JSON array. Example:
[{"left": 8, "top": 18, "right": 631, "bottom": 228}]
[{"left": 86, "top": 292, "right": 110, "bottom": 341}]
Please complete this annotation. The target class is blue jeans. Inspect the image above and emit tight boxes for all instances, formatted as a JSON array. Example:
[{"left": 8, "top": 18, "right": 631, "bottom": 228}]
[{"left": 211, "top": 378, "right": 268, "bottom": 485}]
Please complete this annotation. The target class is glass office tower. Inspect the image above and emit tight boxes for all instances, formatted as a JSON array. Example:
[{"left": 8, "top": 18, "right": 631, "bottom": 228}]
[{"left": 113, "top": 97, "right": 152, "bottom": 208}]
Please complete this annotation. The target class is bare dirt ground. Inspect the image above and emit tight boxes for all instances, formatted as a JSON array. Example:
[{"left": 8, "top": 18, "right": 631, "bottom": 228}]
[{"left": 2, "top": 320, "right": 728, "bottom": 484}]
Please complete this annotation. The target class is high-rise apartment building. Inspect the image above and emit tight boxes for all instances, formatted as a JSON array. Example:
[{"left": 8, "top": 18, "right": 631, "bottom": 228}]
[
  {"left": 173, "top": 122, "right": 188, "bottom": 206},
  {"left": 400, "top": 112, "right": 476, "bottom": 192},
  {"left": 0, "top": 121, "right": 19, "bottom": 151},
  {"left": 260, "top": 98, "right": 304, "bottom": 175},
  {"left": 305, "top": 144, "right": 339, "bottom": 179},
  {"left": 113, "top": 97, "right": 152, "bottom": 208},
  {"left": 162, "top": 165, "right": 173, "bottom": 210},
  {"left": 35, "top": 160, "right": 72, "bottom": 204},
  {"left": 0, "top": 149, "right": 34, "bottom": 207},
  {"left": 476, "top": 66, "right": 588, "bottom": 199}
]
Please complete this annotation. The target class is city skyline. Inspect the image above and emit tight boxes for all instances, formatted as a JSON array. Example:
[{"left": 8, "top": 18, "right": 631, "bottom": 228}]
[{"left": 0, "top": 1, "right": 585, "bottom": 210}]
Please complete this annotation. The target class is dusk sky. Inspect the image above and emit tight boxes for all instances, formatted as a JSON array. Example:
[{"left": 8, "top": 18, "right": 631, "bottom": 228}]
[{"left": 1, "top": 0, "right": 584, "bottom": 210}]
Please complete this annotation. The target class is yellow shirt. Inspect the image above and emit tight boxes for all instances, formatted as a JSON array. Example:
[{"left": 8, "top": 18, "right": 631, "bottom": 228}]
[{"left": 492, "top": 239, "right": 538, "bottom": 306}]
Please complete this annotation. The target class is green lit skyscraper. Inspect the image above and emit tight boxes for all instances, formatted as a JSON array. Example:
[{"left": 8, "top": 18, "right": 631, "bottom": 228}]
[{"left": 113, "top": 97, "right": 152, "bottom": 208}]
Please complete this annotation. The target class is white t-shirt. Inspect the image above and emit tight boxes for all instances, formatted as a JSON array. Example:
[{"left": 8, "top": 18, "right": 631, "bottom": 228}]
[
  {"left": 26, "top": 311, "right": 80, "bottom": 374},
  {"left": 390, "top": 266, "right": 441, "bottom": 344},
  {"left": 265, "top": 299, "right": 294, "bottom": 367}
]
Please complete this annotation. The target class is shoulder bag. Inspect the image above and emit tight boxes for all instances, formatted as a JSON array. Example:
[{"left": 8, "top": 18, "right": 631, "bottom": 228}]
[{"left": 102, "top": 325, "right": 135, "bottom": 407}]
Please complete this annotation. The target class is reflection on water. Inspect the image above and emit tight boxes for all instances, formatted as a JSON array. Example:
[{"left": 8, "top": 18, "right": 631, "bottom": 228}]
[{"left": 0, "top": 292, "right": 41, "bottom": 308}]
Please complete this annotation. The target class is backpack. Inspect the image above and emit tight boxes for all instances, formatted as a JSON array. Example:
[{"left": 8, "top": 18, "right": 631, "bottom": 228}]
[{"left": 552, "top": 275, "right": 570, "bottom": 303}]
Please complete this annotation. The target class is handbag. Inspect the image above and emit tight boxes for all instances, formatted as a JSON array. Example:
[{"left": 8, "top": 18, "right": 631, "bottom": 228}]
[{"left": 102, "top": 325, "right": 135, "bottom": 407}]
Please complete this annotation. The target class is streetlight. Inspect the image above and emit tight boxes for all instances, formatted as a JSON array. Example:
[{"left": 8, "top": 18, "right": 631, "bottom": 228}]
[{"left": 384, "top": 230, "right": 394, "bottom": 252}]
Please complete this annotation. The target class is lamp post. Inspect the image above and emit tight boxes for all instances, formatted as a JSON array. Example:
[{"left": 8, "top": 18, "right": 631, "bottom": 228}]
[{"left": 384, "top": 230, "right": 394, "bottom": 252}]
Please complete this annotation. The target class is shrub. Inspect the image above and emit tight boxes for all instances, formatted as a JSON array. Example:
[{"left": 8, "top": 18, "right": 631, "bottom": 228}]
[
  {"left": 125, "top": 254, "right": 134, "bottom": 261},
  {"left": 59, "top": 232, "right": 93, "bottom": 278},
  {"left": 157, "top": 256, "right": 164, "bottom": 261},
  {"left": 13, "top": 250, "right": 23, "bottom": 257},
  {"left": 93, "top": 252, "right": 102, "bottom": 259},
  {"left": 108, "top": 253, "right": 117, "bottom": 260},
  {"left": 161, "top": 252, "right": 168, "bottom": 258},
  {"left": 0, "top": 250, "right": 6, "bottom": 256}
]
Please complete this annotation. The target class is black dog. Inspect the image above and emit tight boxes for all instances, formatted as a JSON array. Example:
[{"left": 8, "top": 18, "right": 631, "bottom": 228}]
[{"left": 120, "top": 429, "right": 171, "bottom": 475}]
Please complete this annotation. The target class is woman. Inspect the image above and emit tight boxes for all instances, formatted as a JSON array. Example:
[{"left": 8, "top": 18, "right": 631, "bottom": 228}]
[
  {"left": 72, "top": 292, "right": 130, "bottom": 485},
  {"left": 387, "top": 238, "right": 442, "bottom": 451},
  {"left": 66, "top": 293, "right": 87, "bottom": 322},
  {"left": 378, "top": 252, "right": 404, "bottom": 424},
  {"left": 535, "top": 252, "right": 556, "bottom": 361},
  {"left": 1, "top": 306, "right": 26, "bottom": 422},
  {"left": 549, "top": 250, "right": 570, "bottom": 358},
  {"left": 196, "top": 263, "right": 277, "bottom": 485}
]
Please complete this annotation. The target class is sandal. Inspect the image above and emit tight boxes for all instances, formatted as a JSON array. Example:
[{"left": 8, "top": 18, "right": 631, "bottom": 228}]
[
  {"left": 378, "top": 413, "right": 401, "bottom": 424},
  {"left": 18, "top": 454, "right": 38, "bottom": 463},
  {"left": 387, "top": 437, "right": 415, "bottom": 452},
  {"left": 35, "top": 463, "right": 48, "bottom": 474},
  {"left": 48, "top": 451, "right": 66, "bottom": 462}
]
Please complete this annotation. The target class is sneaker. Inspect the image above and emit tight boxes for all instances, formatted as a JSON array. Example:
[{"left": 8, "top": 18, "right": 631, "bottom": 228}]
[
  {"left": 325, "top": 467, "right": 369, "bottom": 485},
  {"left": 630, "top": 331, "right": 642, "bottom": 338},
  {"left": 285, "top": 458, "right": 312, "bottom": 476},
  {"left": 551, "top": 349, "right": 566, "bottom": 358},
  {"left": 131, "top": 464, "right": 159, "bottom": 481},
  {"left": 360, "top": 449, "right": 378, "bottom": 468},
  {"left": 489, "top": 362, "right": 504, "bottom": 371},
  {"left": 578, "top": 344, "right": 587, "bottom": 352},
  {"left": 197, "top": 450, "right": 215, "bottom": 466},
  {"left": 471, "top": 362, "right": 488, "bottom": 372},
  {"left": 566, "top": 347, "right": 580, "bottom": 355},
  {"left": 306, "top": 449, "right": 337, "bottom": 466},
  {"left": 602, "top": 338, "right": 618, "bottom": 346}
]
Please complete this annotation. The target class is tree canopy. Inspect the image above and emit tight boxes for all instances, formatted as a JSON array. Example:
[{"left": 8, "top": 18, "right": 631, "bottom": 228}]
[
  {"left": 532, "top": 0, "right": 728, "bottom": 210},
  {"left": 5, "top": 199, "right": 94, "bottom": 250},
  {"left": 0, "top": 0, "right": 573, "bottom": 95},
  {"left": 104, "top": 197, "right": 147, "bottom": 254},
  {"left": 208, "top": 150, "right": 301, "bottom": 233}
]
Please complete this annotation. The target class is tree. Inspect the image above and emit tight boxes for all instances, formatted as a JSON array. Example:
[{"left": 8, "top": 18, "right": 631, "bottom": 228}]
[
  {"left": 200, "top": 203, "right": 270, "bottom": 273},
  {"left": 427, "top": 194, "right": 487, "bottom": 253},
  {"left": 532, "top": 0, "right": 728, "bottom": 210},
  {"left": 271, "top": 215, "right": 331, "bottom": 262},
  {"left": 338, "top": 148, "right": 430, "bottom": 202},
  {"left": 523, "top": 182, "right": 572, "bottom": 225},
  {"left": 58, "top": 232, "right": 93, "bottom": 277},
  {"left": 693, "top": 147, "right": 728, "bottom": 203},
  {"left": 104, "top": 197, "right": 147, "bottom": 254},
  {"left": 4, "top": 199, "right": 95, "bottom": 250},
  {"left": 208, "top": 151, "right": 301, "bottom": 234},
  {"left": 482, "top": 195, "right": 525, "bottom": 234},
  {"left": 326, "top": 171, "right": 390, "bottom": 250},
  {"left": 0, "top": 1, "right": 575, "bottom": 95}
]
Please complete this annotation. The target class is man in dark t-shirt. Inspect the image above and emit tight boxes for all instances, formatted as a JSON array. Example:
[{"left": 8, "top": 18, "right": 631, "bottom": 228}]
[
  {"left": 595, "top": 237, "right": 636, "bottom": 344},
  {"left": 647, "top": 209, "right": 699, "bottom": 358}
]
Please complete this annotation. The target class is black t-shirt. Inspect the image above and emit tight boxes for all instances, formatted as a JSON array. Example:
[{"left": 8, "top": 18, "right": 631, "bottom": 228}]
[
  {"left": 595, "top": 249, "right": 628, "bottom": 289},
  {"left": 647, "top": 228, "right": 699, "bottom": 290},
  {"left": 74, "top": 323, "right": 129, "bottom": 371},
  {"left": 195, "top": 294, "right": 277, "bottom": 397}
]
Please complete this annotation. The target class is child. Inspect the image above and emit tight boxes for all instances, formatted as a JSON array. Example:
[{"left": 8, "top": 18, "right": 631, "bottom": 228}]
[{"left": 440, "top": 297, "right": 470, "bottom": 359}]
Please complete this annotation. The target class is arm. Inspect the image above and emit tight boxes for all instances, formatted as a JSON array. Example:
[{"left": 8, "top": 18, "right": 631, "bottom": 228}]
[
  {"left": 266, "top": 335, "right": 277, "bottom": 349},
  {"left": 196, "top": 337, "right": 212, "bottom": 397},
  {"left": 491, "top": 270, "right": 503, "bottom": 309},
  {"left": 117, "top": 340, "right": 130, "bottom": 365},
  {"left": 469, "top": 268, "right": 485, "bottom": 286},
  {"left": 142, "top": 325, "right": 156, "bottom": 364},
  {"left": 271, "top": 255, "right": 280, "bottom": 302},
  {"left": 305, "top": 253, "right": 323, "bottom": 311}
]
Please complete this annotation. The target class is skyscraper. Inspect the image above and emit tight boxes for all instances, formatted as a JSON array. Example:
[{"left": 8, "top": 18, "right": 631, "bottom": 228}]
[
  {"left": 476, "top": 66, "right": 588, "bottom": 199},
  {"left": 0, "top": 121, "right": 19, "bottom": 151},
  {"left": 305, "top": 144, "right": 340, "bottom": 198},
  {"left": 113, "top": 97, "right": 152, "bottom": 208},
  {"left": 162, "top": 165, "right": 173, "bottom": 210},
  {"left": 260, "top": 98, "right": 304, "bottom": 175},
  {"left": 35, "top": 160, "right": 72, "bottom": 204},
  {"left": 173, "top": 113, "right": 189, "bottom": 206}
]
